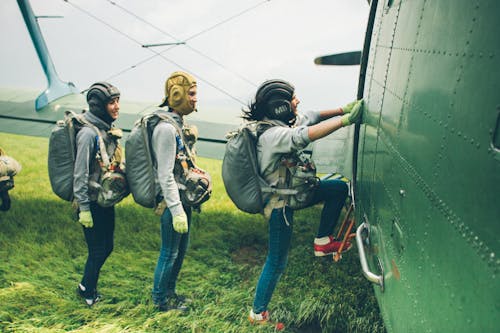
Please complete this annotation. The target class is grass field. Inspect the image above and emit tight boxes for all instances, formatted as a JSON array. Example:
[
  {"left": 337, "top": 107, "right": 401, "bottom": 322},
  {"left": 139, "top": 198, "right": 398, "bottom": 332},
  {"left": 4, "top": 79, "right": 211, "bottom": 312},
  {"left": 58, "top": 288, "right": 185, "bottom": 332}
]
[{"left": 0, "top": 132, "right": 384, "bottom": 333}]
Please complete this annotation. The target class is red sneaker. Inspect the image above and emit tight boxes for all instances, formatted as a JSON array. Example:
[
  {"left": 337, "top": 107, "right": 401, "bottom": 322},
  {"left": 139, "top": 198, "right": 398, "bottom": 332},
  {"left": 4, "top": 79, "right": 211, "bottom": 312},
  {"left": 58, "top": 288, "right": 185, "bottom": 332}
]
[
  {"left": 249, "top": 309, "right": 285, "bottom": 331},
  {"left": 314, "top": 236, "right": 352, "bottom": 256}
]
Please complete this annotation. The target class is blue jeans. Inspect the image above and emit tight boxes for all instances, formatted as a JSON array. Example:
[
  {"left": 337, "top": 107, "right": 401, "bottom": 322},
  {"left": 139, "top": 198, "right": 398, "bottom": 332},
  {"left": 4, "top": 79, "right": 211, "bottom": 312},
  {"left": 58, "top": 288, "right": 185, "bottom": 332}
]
[
  {"left": 152, "top": 206, "right": 191, "bottom": 305},
  {"left": 81, "top": 202, "right": 115, "bottom": 298},
  {"left": 252, "top": 179, "right": 348, "bottom": 313}
]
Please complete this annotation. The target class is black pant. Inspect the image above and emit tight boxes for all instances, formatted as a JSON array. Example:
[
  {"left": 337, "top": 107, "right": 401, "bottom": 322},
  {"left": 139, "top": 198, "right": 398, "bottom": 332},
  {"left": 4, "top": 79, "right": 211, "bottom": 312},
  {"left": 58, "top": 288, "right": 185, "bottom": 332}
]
[{"left": 81, "top": 202, "right": 115, "bottom": 298}]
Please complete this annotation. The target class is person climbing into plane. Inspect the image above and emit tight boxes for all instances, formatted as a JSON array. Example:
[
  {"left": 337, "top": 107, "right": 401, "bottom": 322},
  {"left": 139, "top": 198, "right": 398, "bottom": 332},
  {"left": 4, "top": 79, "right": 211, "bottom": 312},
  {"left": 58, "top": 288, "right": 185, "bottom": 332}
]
[
  {"left": 151, "top": 71, "right": 200, "bottom": 312},
  {"left": 243, "top": 79, "right": 363, "bottom": 328},
  {"left": 74, "top": 82, "right": 124, "bottom": 306}
]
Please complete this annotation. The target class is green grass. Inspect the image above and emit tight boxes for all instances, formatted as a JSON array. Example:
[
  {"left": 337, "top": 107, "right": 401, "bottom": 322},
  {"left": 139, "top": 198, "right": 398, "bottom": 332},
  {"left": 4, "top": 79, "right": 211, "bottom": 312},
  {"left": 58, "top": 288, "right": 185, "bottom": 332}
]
[{"left": 0, "top": 132, "right": 384, "bottom": 333}]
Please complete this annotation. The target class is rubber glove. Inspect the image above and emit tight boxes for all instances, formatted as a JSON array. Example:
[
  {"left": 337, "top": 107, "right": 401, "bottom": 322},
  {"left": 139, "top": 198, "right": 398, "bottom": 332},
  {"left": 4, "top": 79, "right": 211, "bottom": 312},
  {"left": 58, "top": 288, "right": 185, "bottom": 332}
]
[
  {"left": 341, "top": 100, "right": 359, "bottom": 114},
  {"left": 79, "top": 210, "right": 93, "bottom": 228},
  {"left": 173, "top": 211, "right": 188, "bottom": 234},
  {"left": 341, "top": 99, "right": 364, "bottom": 126}
]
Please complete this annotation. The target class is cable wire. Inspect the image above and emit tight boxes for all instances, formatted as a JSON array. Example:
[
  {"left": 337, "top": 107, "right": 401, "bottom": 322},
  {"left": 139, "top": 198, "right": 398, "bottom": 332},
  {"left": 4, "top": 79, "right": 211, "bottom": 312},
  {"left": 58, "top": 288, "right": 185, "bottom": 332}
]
[
  {"left": 106, "top": 0, "right": 265, "bottom": 87},
  {"left": 63, "top": 0, "right": 270, "bottom": 105}
]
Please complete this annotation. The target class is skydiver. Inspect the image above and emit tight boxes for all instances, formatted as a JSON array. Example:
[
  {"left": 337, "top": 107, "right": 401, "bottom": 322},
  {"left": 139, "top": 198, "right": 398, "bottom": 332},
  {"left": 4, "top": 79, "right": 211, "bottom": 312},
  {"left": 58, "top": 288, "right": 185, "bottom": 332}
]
[
  {"left": 74, "top": 82, "right": 124, "bottom": 306},
  {"left": 242, "top": 79, "right": 363, "bottom": 328},
  {"left": 151, "top": 71, "right": 202, "bottom": 312}
]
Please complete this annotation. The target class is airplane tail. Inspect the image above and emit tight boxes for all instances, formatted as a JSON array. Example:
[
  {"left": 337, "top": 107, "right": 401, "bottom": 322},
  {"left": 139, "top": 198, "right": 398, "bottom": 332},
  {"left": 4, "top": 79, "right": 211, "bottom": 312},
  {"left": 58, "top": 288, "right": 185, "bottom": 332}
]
[{"left": 17, "top": 0, "right": 79, "bottom": 110}]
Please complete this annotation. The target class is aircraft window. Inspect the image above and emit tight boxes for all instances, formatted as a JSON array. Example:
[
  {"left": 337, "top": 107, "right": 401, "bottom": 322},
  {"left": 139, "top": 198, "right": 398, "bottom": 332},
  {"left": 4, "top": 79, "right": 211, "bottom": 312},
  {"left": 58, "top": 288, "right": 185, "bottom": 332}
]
[{"left": 386, "top": 0, "right": 394, "bottom": 8}]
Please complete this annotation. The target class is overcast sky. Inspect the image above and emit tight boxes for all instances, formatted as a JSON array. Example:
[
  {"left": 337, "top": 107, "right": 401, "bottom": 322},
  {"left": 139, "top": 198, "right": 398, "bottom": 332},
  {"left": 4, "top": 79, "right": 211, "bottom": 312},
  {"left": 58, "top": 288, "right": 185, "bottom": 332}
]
[{"left": 1, "top": 0, "right": 369, "bottom": 121}]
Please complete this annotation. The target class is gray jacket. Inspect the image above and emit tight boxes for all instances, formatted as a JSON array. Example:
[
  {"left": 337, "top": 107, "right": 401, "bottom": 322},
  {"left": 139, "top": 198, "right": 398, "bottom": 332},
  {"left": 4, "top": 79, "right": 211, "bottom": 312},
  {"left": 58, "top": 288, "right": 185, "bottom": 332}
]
[
  {"left": 73, "top": 112, "right": 117, "bottom": 211},
  {"left": 151, "top": 110, "right": 184, "bottom": 217},
  {"left": 257, "top": 110, "right": 321, "bottom": 186}
]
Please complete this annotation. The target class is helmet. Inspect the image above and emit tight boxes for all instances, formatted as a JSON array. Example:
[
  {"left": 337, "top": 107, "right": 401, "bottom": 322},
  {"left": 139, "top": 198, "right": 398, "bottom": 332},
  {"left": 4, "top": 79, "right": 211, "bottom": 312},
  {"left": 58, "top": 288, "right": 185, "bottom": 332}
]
[
  {"left": 87, "top": 82, "right": 120, "bottom": 104},
  {"left": 159, "top": 71, "right": 197, "bottom": 115},
  {"left": 86, "top": 82, "right": 120, "bottom": 124},
  {"left": 255, "top": 79, "right": 295, "bottom": 123}
]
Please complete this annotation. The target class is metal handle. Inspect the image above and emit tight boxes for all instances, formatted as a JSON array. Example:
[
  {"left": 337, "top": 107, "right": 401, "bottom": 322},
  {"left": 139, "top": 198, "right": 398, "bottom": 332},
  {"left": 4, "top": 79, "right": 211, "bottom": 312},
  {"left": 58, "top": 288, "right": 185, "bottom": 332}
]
[{"left": 356, "top": 222, "right": 384, "bottom": 291}]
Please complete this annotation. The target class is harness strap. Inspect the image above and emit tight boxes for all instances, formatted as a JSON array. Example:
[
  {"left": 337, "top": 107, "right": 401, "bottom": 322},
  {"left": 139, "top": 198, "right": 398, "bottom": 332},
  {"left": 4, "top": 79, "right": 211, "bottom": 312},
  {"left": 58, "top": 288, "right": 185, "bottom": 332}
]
[
  {"left": 155, "top": 112, "right": 195, "bottom": 160},
  {"left": 72, "top": 112, "right": 112, "bottom": 170}
]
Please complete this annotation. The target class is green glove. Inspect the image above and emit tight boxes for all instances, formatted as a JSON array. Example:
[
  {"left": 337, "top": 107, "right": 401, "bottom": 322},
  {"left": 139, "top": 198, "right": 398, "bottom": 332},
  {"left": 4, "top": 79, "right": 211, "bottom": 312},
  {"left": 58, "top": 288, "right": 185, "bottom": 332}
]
[
  {"left": 341, "top": 100, "right": 358, "bottom": 114},
  {"left": 341, "top": 99, "right": 364, "bottom": 126},
  {"left": 173, "top": 212, "right": 188, "bottom": 234},
  {"left": 79, "top": 210, "right": 93, "bottom": 228}
]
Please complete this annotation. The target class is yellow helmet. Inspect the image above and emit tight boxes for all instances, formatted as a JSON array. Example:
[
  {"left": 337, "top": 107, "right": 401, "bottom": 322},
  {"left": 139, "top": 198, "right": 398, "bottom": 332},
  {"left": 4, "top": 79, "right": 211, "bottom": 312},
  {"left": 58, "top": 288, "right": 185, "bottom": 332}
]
[{"left": 159, "top": 71, "right": 197, "bottom": 115}]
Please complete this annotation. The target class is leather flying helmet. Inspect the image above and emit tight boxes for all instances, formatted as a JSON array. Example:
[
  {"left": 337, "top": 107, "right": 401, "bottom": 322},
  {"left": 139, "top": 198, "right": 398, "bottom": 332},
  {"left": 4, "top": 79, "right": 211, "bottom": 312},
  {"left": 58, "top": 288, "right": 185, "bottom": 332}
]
[{"left": 159, "top": 71, "right": 197, "bottom": 115}]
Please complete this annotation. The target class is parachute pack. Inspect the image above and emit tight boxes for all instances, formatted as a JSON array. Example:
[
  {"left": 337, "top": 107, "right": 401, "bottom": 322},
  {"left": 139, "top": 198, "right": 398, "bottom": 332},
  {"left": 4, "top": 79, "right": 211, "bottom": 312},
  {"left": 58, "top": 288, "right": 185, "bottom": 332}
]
[
  {"left": 48, "top": 110, "right": 128, "bottom": 206},
  {"left": 222, "top": 122, "right": 319, "bottom": 215},
  {"left": 0, "top": 147, "right": 21, "bottom": 192},
  {"left": 0, "top": 147, "right": 22, "bottom": 211},
  {"left": 125, "top": 111, "right": 212, "bottom": 209}
]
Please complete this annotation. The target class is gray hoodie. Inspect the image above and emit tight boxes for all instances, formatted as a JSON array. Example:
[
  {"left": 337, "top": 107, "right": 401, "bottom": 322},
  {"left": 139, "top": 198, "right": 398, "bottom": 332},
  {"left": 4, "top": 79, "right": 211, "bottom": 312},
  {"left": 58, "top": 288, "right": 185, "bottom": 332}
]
[
  {"left": 257, "top": 109, "right": 321, "bottom": 186},
  {"left": 73, "top": 111, "right": 118, "bottom": 211}
]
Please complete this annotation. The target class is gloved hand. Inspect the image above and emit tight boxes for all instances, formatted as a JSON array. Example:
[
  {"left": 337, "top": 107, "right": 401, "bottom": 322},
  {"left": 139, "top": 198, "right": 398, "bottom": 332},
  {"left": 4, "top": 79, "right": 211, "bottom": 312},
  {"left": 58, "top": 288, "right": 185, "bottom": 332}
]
[
  {"left": 341, "top": 100, "right": 359, "bottom": 114},
  {"left": 173, "top": 212, "right": 188, "bottom": 234},
  {"left": 79, "top": 210, "right": 93, "bottom": 228},
  {"left": 341, "top": 99, "right": 364, "bottom": 126}
]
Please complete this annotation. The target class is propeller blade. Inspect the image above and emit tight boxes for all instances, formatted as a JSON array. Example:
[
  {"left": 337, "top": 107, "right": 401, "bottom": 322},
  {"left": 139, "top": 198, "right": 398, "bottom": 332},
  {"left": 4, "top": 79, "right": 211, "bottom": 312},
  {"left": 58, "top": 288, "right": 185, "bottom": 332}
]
[{"left": 314, "top": 51, "right": 362, "bottom": 66}]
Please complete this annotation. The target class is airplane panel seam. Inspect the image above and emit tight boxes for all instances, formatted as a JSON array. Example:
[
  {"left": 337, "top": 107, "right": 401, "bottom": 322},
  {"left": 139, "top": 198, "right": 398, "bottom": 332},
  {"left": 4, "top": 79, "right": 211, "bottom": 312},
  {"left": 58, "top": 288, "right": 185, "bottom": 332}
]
[
  {"left": 374, "top": 45, "right": 496, "bottom": 59},
  {"left": 369, "top": 76, "right": 498, "bottom": 165},
  {"left": 377, "top": 128, "right": 498, "bottom": 274}
]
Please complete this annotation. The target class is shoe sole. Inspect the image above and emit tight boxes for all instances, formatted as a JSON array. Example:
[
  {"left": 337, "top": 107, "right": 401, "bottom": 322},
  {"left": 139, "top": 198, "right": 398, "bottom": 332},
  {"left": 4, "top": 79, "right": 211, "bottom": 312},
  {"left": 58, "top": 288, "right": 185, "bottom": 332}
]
[
  {"left": 248, "top": 316, "right": 285, "bottom": 331},
  {"left": 158, "top": 305, "right": 189, "bottom": 312},
  {"left": 314, "top": 244, "right": 353, "bottom": 257},
  {"left": 314, "top": 250, "right": 336, "bottom": 256}
]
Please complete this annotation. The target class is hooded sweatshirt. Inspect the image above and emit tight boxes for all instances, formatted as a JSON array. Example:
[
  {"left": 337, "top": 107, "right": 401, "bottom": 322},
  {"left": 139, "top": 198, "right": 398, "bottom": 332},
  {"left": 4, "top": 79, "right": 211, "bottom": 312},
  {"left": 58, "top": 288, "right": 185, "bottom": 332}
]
[
  {"left": 257, "top": 109, "right": 321, "bottom": 187},
  {"left": 73, "top": 111, "right": 118, "bottom": 211}
]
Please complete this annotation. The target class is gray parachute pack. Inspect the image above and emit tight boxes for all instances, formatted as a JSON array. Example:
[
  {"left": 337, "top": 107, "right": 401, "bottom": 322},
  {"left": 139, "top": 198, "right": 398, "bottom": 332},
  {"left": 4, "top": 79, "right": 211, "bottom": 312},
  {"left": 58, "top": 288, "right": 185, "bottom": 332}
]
[
  {"left": 222, "top": 122, "right": 297, "bottom": 214},
  {"left": 124, "top": 112, "right": 163, "bottom": 208},
  {"left": 0, "top": 147, "right": 21, "bottom": 192},
  {"left": 222, "top": 121, "right": 319, "bottom": 214},
  {"left": 125, "top": 110, "right": 212, "bottom": 209},
  {"left": 48, "top": 110, "right": 111, "bottom": 202}
]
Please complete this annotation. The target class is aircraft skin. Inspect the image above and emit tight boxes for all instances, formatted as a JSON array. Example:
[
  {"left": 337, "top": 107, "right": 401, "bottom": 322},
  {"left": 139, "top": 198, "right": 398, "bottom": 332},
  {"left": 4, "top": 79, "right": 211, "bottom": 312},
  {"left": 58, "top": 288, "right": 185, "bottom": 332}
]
[{"left": 352, "top": 0, "right": 499, "bottom": 332}]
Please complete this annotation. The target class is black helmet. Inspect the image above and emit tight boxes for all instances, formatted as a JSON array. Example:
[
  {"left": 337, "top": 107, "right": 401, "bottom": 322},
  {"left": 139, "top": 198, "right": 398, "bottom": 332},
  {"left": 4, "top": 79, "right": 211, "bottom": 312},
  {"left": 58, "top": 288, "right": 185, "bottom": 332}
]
[
  {"left": 255, "top": 79, "right": 295, "bottom": 123},
  {"left": 86, "top": 82, "right": 120, "bottom": 124}
]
